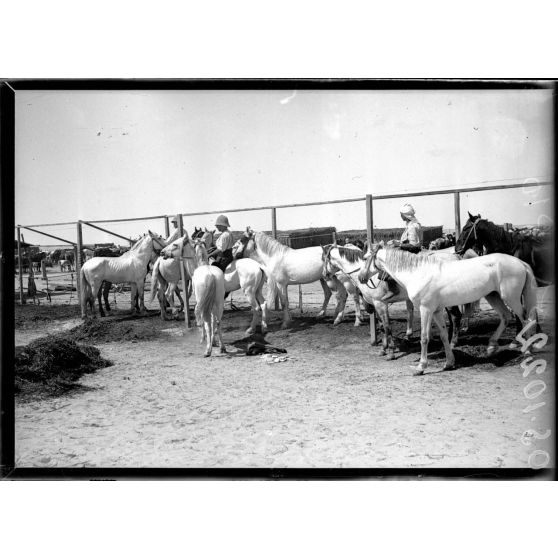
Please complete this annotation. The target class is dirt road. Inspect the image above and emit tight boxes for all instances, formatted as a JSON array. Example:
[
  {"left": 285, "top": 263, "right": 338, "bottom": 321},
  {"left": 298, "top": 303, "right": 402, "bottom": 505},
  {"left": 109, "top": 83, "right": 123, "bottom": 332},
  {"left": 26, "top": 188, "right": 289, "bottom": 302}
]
[{"left": 14, "top": 283, "right": 555, "bottom": 469}]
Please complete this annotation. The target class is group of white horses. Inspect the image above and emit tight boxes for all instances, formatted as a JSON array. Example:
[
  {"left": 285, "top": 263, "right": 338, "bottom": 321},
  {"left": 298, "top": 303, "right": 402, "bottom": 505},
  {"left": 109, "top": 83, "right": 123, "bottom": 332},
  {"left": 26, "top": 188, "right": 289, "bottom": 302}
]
[{"left": 79, "top": 226, "right": 541, "bottom": 371}]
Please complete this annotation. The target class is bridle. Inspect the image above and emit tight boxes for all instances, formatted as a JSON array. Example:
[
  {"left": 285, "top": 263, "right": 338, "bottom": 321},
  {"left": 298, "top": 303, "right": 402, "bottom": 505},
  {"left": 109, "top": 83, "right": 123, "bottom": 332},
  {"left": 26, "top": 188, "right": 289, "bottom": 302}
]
[
  {"left": 455, "top": 219, "right": 480, "bottom": 256},
  {"left": 323, "top": 245, "right": 379, "bottom": 290}
]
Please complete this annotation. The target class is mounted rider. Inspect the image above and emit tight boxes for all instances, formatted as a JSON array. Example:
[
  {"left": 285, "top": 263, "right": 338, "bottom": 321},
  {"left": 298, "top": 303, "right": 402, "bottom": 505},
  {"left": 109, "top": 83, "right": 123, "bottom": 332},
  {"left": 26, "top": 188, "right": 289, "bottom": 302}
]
[
  {"left": 165, "top": 215, "right": 182, "bottom": 246},
  {"left": 379, "top": 203, "right": 423, "bottom": 301},
  {"left": 208, "top": 215, "right": 234, "bottom": 272}
]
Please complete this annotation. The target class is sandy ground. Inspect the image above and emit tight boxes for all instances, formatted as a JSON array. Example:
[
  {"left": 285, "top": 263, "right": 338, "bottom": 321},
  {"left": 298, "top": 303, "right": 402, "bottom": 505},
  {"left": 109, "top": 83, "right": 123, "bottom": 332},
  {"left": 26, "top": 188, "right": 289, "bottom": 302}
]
[{"left": 13, "top": 275, "right": 556, "bottom": 470}]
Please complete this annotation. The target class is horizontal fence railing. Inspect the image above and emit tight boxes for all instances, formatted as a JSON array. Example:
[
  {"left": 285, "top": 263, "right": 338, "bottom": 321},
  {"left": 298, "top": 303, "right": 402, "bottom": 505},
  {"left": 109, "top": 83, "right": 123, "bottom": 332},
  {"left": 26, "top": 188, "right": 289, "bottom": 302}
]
[{"left": 16, "top": 181, "right": 552, "bottom": 229}]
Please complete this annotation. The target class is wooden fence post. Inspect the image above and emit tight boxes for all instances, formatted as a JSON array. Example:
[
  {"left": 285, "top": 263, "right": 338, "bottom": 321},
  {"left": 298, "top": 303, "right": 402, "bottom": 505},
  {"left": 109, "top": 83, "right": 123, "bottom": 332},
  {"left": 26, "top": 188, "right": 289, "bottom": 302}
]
[
  {"left": 16, "top": 226, "right": 25, "bottom": 305},
  {"left": 271, "top": 207, "right": 280, "bottom": 311},
  {"left": 76, "top": 220, "right": 83, "bottom": 316},
  {"left": 366, "top": 194, "right": 377, "bottom": 345},
  {"left": 164, "top": 216, "right": 170, "bottom": 238},
  {"left": 178, "top": 214, "right": 191, "bottom": 328},
  {"left": 454, "top": 191, "right": 461, "bottom": 236}
]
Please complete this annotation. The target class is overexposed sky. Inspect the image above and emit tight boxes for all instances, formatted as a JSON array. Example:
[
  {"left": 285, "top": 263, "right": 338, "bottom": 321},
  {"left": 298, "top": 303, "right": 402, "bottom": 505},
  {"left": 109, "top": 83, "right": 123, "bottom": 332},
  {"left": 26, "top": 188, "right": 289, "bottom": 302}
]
[{"left": 15, "top": 88, "right": 553, "bottom": 246}]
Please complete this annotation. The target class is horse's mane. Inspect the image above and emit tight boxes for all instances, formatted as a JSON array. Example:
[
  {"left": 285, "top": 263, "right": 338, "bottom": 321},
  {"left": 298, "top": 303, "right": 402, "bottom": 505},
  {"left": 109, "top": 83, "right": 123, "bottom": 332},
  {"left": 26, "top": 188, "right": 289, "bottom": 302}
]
[
  {"left": 383, "top": 248, "right": 442, "bottom": 274},
  {"left": 335, "top": 245, "right": 363, "bottom": 264},
  {"left": 480, "top": 219, "right": 515, "bottom": 247},
  {"left": 254, "top": 231, "right": 291, "bottom": 257}
]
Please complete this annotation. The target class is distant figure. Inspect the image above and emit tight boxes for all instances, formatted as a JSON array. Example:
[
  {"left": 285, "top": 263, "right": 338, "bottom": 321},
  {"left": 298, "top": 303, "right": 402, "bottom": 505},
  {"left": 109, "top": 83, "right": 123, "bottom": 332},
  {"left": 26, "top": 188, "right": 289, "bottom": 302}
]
[{"left": 208, "top": 215, "right": 234, "bottom": 272}]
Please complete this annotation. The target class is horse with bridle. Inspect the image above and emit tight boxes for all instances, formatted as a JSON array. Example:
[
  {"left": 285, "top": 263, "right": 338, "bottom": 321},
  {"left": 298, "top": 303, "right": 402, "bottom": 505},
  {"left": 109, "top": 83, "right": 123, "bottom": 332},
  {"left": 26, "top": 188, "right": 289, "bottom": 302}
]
[
  {"left": 363, "top": 242, "right": 540, "bottom": 374},
  {"left": 162, "top": 235, "right": 226, "bottom": 356},
  {"left": 80, "top": 231, "right": 166, "bottom": 317},
  {"left": 164, "top": 230, "right": 269, "bottom": 334},
  {"left": 455, "top": 212, "right": 553, "bottom": 287},
  {"left": 324, "top": 244, "right": 469, "bottom": 360},
  {"left": 150, "top": 233, "right": 197, "bottom": 320},
  {"left": 235, "top": 228, "right": 360, "bottom": 329}
]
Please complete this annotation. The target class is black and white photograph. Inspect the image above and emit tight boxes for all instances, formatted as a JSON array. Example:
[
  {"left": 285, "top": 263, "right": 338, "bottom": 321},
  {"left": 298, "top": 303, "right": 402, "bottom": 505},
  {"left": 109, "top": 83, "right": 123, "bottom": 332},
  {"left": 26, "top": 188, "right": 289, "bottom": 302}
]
[{"left": 2, "top": 81, "right": 554, "bottom": 474}]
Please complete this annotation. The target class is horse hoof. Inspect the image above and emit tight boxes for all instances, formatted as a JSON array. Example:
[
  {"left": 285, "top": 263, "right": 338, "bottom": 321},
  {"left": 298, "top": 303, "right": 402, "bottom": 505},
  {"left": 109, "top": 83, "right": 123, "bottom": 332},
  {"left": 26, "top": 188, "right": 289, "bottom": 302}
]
[
  {"left": 281, "top": 323, "right": 289, "bottom": 330},
  {"left": 245, "top": 328, "right": 255, "bottom": 335},
  {"left": 387, "top": 352, "right": 396, "bottom": 361},
  {"left": 487, "top": 345, "right": 499, "bottom": 356},
  {"left": 508, "top": 342, "right": 519, "bottom": 350},
  {"left": 333, "top": 320, "right": 342, "bottom": 326},
  {"left": 220, "top": 346, "right": 227, "bottom": 354},
  {"left": 412, "top": 363, "right": 426, "bottom": 375},
  {"left": 443, "top": 362, "right": 456, "bottom": 371},
  {"left": 378, "top": 349, "right": 386, "bottom": 357},
  {"left": 204, "top": 352, "right": 211, "bottom": 358},
  {"left": 316, "top": 311, "right": 325, "bottom": 318}
]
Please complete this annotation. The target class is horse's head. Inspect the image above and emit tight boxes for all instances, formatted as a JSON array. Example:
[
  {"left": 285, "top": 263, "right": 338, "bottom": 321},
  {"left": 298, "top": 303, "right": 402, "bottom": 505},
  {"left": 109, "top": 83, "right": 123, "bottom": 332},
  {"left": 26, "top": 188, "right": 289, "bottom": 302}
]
[
  {"left": 455, "top": 213, "right": 483, "bottom": 255},
  {"left": 192, "top": 238, "right": 210, "bottom": 265},
  {"left": 232, "top": 227, "right": 254, "bottom": 259},
  {"left": 321, "top": 244, "right": 336, "bottom": 277}
]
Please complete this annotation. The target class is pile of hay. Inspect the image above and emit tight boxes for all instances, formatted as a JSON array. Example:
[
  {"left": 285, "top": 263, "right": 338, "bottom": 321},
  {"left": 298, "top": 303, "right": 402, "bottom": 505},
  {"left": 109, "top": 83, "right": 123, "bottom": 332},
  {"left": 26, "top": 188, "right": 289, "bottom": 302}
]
[
  {"left": 15, "top": 335, "right": 112, "bottom": 399},
  {"left": 65, "top": 317, "right": 162, "bottom": 343}
]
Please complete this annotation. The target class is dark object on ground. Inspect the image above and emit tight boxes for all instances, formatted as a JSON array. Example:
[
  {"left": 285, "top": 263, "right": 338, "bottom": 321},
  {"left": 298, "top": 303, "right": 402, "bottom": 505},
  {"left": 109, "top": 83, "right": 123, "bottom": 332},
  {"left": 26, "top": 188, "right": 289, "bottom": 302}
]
[
  {"left": 246, "top": 341, "right": 287, "bottom": 356},
  {"left": 15, "top": 335, "right": 112, "bottom": 399}
]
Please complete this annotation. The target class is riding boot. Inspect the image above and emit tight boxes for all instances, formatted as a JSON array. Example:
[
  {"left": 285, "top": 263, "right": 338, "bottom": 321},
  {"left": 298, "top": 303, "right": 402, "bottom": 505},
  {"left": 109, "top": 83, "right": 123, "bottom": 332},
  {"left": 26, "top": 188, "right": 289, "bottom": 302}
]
[{"left": 380, "top": 278, "right": 400, "bottom": 302}]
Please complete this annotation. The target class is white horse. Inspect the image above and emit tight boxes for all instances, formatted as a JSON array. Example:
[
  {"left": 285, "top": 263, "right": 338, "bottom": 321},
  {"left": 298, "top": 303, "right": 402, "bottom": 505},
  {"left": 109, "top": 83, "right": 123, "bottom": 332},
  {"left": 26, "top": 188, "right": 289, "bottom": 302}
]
[
  {"left": 60, "top": 259, "right": 73, "bottom": 272},
  {"left": 80, "top": 231, "right": 165, "bottom": 317},
  {"left": 150, "top": 233, "right": 196, "bottom": 319},
  {"left": 166, "top": 235, "right": 269, "bottom": 334},
  {"left": 367, "top": 242, "right": 540, "bottom": 374},
  {"left": 190, "top": 240, "right": 226, "bottom": 357},
  {"left": 236, "top": 229, "right": 357, "bottom": 329}
]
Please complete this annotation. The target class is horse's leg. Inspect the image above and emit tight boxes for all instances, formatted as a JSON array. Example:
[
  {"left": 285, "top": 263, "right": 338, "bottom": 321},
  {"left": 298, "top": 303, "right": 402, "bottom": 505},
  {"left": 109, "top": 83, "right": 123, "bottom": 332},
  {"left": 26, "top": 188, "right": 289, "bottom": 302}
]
[
  {"left": 415, "top": 305, "right": 434, "bottom": 374},
  {"left": 432, "top": 308, "right": 456, "bottom": 370},
  {"left": 243, "top": 283, "right": 260, "bottom": 335},
  {"left": 332, "top": 279, "right": 348, "bottom": 326},
  {"left": 174, "top": 286, "right": 184, "bottom": 313},
  {"left": 103, "top": 281, "right": 112, "bottom": 314},
  {"left": 374, "top": 300, "right": 394, "bottom": 359},
  {"left": 316, "top": 277, "right": 332, "bottom": 318},
  {"left": 203, "top": 318, "right": 212, "bottom": 357},
  {"left": 352, "top": 289, "right": 363, "bottom": 327},
  {"left": 279, "top": 284, "right": 291, "bottom": 329},
  {"left": 258, "top": 291, "right": 268, "bottom": 334},
  {"left": 404, "top": 299, "right": 414, "bottom": 340},
  {"left": 446, "top": 306, "right": 462, "bottom": 348},
  {"left": 137, "top": 282, "right": 146, "bottom": 315},
  {"left": 97, "top": 284, "right": 106, "bottom": 318},
  {"left": 484, "top": 292, "right": 512, "bottom": 356},
  {"left": 215, "top": 314, "right": 226, "bottom": 354}
]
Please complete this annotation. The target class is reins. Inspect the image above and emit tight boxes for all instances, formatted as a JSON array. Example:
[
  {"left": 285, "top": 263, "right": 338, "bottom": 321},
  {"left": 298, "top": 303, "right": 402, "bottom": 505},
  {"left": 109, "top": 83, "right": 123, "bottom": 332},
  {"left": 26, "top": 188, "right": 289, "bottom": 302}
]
[{"left": 456, "top": 219, "right": 479, "bottom": 255}]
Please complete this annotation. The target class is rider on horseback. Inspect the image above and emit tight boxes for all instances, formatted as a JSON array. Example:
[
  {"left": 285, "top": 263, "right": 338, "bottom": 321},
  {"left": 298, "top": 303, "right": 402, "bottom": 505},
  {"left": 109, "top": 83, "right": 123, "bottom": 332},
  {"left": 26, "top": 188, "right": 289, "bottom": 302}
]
[
  {"left": 165, "top": 215, "right": 182, "bottom": 246},
  {"left": 208, "top": 215, "right": 234, "bottom": 273},
  {"left": 380, "top": 203, "right": 423, "bottom": 301}
]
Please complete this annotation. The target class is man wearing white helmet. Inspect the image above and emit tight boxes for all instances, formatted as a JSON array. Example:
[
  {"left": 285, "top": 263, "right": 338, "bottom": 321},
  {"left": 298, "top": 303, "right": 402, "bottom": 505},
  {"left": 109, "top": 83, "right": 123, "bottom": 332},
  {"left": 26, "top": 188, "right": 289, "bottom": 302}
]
[
  {"left": 208, "top": 214, "right": 234, "bottom": 272},
  {"left": 165, "top": 215, "right": 181, "bottom": 246},
  {"left": 381, "top": 203, "right": 423, "bottom": 300}
]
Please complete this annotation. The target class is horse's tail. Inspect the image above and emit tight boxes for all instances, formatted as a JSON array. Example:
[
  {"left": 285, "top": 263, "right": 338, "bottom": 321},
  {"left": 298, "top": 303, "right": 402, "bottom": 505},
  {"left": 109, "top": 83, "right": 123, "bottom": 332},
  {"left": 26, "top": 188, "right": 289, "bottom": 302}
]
[
  {"left": 194, "top": 271, "right": 217, "bottom": 326},
  {"left": 256, "top": 266, "right": 267, "bottom": 297},
  {"left": 80, "top": 266, "right": 91, "bottom": 316},
  {"left": 150, "top": 258, "right": 161, "bottom": 303},
  {"left": 520, "top": 261, "right": 539, "bottom": 323},
  {"left": 265, "top": 275, "right": 279, "bottom": 307}
]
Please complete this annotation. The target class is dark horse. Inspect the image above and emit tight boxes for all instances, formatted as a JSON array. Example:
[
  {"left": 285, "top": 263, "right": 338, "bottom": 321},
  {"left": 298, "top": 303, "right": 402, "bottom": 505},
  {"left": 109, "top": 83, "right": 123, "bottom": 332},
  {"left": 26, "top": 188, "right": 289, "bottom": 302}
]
[
  {"left": 455, "top": 212, "right": 552, "bottom": 336},
  {"left": 455, "top": 212, "right": 553, "bottom": 286}
]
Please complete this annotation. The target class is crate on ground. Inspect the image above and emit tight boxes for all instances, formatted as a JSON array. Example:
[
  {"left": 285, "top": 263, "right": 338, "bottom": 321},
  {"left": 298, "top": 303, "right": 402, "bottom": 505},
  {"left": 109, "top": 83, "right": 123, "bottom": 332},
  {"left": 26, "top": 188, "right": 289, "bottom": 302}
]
[{"left": 276, "top": 227, "right": 336, "bottom": 249}]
